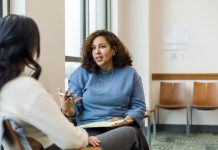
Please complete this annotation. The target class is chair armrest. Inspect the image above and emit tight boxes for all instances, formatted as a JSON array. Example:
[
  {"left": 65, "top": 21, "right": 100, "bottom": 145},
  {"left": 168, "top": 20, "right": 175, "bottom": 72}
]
[{"left": 77, "top": 147, "right": 102, "bottom": 150}]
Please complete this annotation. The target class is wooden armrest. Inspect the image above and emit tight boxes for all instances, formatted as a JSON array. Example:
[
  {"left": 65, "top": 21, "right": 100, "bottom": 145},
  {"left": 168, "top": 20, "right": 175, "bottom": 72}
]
[
  {"left": 144, "top": 107, "right": 156, "bottom": 117},
  {"left": 144, "top": 111, "right": 152, "bottom": 117},
  {"left": 77, "top": 147, "right": 102, "bottom": 150},
  {"left": 146, "top": 107, "right": 155, "bottom": 112}
]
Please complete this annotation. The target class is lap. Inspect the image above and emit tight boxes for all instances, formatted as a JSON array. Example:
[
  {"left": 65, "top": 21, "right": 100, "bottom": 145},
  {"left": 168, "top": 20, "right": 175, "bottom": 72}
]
[
  {"left": 94, "top": 126, "right": 147, "bottom": 150},
  {"left": 85, "top": 123, "right": 149, "bottom": 150}
]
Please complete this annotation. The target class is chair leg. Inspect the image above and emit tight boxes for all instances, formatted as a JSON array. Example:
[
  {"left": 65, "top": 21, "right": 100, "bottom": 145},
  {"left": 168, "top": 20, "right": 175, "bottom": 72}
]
[
  {"left": 186, "top": 107, "right": 189, "bottom": 135},
  {"left": 147, "top": 116, "right": 151, "bottom": 146},
  {"left": 141, "top": 117, "right": 151, "bottom": 147},
  {"left": 190, "top": 107, "right": 192, "bottom": 133},
  {"left": 156, "top": 106, "right": 159, "bottom": 125},
  {"left": 190, "top": 108, "right": 192, "bottom": 125},
  {"left": 152, "top": 110, "right": 156, "bottom": 140},
  {"left": 141, "top": 119, "right": 145, "bottom": 136}
]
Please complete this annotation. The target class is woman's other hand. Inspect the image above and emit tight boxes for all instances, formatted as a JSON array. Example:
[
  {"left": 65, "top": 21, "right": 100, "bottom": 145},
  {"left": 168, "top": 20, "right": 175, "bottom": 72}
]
[
  {"left": 107, "top": 117, "right": 122, "bottom": 122},
  {"left": 123, "top": 116, "right": 134, "bottom": 125},
  {"left": 88, "top": 136, "right": 101, "bottom": 147}
]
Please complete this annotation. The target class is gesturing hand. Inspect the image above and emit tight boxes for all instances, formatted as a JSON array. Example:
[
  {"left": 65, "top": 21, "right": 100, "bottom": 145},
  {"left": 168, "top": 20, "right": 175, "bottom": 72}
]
[{"left": 58, "top": 88, "right": 80, "bottom": 117}]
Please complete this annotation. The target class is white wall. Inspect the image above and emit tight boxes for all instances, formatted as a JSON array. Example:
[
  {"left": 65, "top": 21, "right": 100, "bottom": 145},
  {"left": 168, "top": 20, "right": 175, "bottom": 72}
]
[
  {"left": 150, "top": 0, "right": 218, "bottom": 125},
  {"left": 150, "top": 0, "right": 218, "bottom": 73},
  {"left": 10, "top": 0, "right": 25, "bottom": 15},
  {"left": 114, "top": 0, "right": 150, "bottom": 108},
  {"left": 10, "top": 0, "right": 65, "bottom": 104}
]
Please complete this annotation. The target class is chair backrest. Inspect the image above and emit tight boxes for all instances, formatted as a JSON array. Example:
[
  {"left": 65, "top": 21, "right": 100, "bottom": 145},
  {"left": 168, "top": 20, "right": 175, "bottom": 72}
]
[
  {"left": 193, "top": 82, "right": 218, "bottom": 107},
  {"left": 3, "top": 119, "right": 102, "bottom": 150},
  {"left": 160, "top": 82, "right": 186, "bottom": 105},
  {"left": 207, "top": 82, "right": 218, "bottom": 106},
  {"left": 159, "top": 82, "right": 173, "bottom": 105},
  {"left": 3, "top": 120, "right": 24, "bottom": 150},
  {"left": 3, "top": 120, "right": 44, "bottom": 150},
  {"left": 172, "top": 82, "right": 186, "bottom": 105},
  {"left": 192, "top": 82, "right": 207, "bottom": 105}
]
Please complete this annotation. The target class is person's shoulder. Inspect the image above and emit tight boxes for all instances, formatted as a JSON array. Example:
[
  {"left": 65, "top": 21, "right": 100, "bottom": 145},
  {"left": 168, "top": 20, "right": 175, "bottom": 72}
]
[
  {"left": 13, "top": 76, "right": 45, "bottom": 90},
  {"left": 68, "top": 66, "right": 91, "bottom": 80},
  {"left": 119, "top": 66, "right": 141, "bottom": 80},
  {"left": 119, "top": 65, "right": 137, "bottom": 73},
  {"left": 70, "top": 66, "right": 90, "bottom": 75},
  {"left": 7, "top": 76, "right": 38, "bottom": 86},
  {"left": 1, "top": 76, "right": 46, "bottom": 98},
  {"left": 74, "top": 66, "right": 89, "bottom": 73}
]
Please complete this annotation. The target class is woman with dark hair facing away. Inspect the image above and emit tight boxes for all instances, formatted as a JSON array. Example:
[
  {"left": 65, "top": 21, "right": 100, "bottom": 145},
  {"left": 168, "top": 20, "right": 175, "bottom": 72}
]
[
  {"left": 60, "top": 30, "right": 149, "bottom": 150},
  {"left": 0, "top": 14, "right": 89, "bottom": 149}
]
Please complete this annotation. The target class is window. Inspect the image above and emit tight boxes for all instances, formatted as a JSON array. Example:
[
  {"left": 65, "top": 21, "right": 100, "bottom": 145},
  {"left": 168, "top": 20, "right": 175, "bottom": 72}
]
[
  {"left": 0, "top": 0, "right": 10, "bottom": 18},
  {"left": 65, "top": 0, "right": 111, "bottom": 89}
]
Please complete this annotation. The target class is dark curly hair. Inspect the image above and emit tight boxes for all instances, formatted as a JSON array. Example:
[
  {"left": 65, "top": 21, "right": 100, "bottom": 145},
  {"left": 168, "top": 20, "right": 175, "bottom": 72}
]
[
  {"left": 0, "top": 14, "right": 41, "bottom": 89},
  {"left": 82, "top": 30, "right": 132, "bottom": 72}
]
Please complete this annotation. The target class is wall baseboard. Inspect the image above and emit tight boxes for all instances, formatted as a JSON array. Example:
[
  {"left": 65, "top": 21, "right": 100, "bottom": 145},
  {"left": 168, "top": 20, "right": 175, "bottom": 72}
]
[{"left": 152, "top": 124, "right": 218, "bottom": 133}]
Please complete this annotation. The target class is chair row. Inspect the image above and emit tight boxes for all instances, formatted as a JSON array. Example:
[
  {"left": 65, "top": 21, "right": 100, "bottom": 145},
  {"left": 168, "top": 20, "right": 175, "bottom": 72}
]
[{"left": 156, "top": 81, "right": 218, "bottom": 135}]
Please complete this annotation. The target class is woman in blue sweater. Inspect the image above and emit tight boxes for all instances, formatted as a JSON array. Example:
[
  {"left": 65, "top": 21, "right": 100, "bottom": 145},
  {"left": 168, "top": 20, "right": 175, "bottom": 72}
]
[{"left": 61, "top": 30, "right": 149, "bottom": 150}]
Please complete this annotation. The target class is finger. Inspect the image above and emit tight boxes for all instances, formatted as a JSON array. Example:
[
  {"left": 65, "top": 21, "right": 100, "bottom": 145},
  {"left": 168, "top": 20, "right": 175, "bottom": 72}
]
[
  {"left": 94, "top": 142, "right": 100, "bottom": 146},
  {"left": 92, "top": 137, "right": 101, "bottom": 145},
  {"left": 65, "top": 97, "right": 74, "bottom": 104},
  {"left": 57, "top": 88, "right": 62, "bottom": 93},
  {"left": 108, "top": 117, "right": 122, "bottom": 122},
  {"left": 74, "top": 97, "right": 82, "bottom": 103},
  {"left": 89, "top": 140, "right": 97, "bottom": 147},
  {"left": 91, "top": 142, "right": 96, "bottom": 146},
  {"left": 91, "top": 140, "right": 100, "bottom": 147},
  {"left": 89, "top": 142, "right": 96, "bottom": 147},
  {"left": 88, "top": 136, "right": 101, "bottom": 147},
  {"left": 95, "top": 140, "right": 101, "bottom": 144},
  {"left": 57, "top": 88, "right": 64, "bottom": 97}
]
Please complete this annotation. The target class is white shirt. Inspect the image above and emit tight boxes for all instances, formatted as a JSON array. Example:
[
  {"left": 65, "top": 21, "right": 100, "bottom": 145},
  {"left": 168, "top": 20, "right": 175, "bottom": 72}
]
[{"left": 0, "top": 75, "right": 88, "bottom": 149}]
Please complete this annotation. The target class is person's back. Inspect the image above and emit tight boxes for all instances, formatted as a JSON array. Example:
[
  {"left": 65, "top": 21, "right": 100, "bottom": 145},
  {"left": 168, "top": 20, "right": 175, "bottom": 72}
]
[{"left": 0, "top": 14, "right": 88, "bottom": 149}]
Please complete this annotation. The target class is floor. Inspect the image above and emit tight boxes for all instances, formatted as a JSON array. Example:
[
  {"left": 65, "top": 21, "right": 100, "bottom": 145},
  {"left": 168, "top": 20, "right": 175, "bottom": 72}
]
[{"left": 150, "top": 131, "right": 218, "bottom": 150}]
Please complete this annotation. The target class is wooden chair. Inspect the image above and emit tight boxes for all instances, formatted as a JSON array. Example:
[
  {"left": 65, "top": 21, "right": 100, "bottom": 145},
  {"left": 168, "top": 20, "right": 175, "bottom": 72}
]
[
  {"left": 191, "top": 82, "right": 218, "bottom": 125},
  {"left": 156, "top": 82, "right": 189, "bottom": 135},
  {"left": 2, "top": 119, "right": 102, "bottom": 150},
  {"left": 3, "top": 119, "right": 25, "bottom": 150}
]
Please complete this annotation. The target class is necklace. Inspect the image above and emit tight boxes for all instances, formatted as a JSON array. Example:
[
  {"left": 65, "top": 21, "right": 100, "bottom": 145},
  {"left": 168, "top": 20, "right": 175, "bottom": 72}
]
[{"left": 98, "top": 69, "right": 114, "bottom": 82}]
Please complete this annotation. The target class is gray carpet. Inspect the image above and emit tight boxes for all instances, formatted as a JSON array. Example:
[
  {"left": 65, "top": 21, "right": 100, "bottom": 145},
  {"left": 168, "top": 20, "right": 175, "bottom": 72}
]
[{"left": 151, "top": 132, "right": 218, "bottom": 150}]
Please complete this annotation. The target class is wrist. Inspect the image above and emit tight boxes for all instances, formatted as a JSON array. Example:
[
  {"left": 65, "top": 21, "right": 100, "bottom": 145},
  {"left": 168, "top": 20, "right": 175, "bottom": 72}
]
[{"left": 61, "top": 107, "right": 75, "bottom": 117}]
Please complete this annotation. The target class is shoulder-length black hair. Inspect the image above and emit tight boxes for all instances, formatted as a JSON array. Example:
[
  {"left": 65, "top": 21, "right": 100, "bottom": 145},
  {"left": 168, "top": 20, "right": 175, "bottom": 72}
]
[
  {"left": 82, "top": 30, "right": 132, "bottom": 72},
  {"left": 0, "top": 14, "right": 41, "bottom": 89}
]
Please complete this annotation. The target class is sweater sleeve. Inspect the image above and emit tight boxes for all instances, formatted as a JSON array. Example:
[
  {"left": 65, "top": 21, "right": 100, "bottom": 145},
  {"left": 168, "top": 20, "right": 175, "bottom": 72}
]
[
  {"left": 68, "top": 67, "right": 89, "bottom": 116},
  {"left": 25, "top": 93, "right": 88, "bottom": 149},
  {"left": 125, "top": 75, "right": 146, "bottom": 125}
]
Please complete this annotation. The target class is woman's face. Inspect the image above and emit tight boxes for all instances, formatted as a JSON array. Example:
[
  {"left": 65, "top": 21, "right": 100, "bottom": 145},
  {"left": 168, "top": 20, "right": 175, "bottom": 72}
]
[{"left": 92, "top": 36, "right": 115, "bottom": 71}]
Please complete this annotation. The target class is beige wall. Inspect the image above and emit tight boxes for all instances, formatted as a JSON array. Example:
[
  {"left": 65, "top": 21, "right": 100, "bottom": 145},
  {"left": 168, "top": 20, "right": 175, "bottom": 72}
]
[
  {"left": 114, "top": 0, "right": 151, "bottom": 107},
  {"left": 150, "top": 0, "right": 218, "bottom": 125},
  {"left": 10, "top": 0, "right": 65, "bottom": 104},
  {"left": 150, "top": 0, "right": 218, "bottom": 73}
]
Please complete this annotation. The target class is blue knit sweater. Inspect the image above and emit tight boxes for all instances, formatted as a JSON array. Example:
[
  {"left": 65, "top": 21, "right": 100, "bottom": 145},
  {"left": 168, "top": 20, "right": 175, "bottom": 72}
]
[{"left": 68, "top": 66, "right": 146, "bottom": 126}]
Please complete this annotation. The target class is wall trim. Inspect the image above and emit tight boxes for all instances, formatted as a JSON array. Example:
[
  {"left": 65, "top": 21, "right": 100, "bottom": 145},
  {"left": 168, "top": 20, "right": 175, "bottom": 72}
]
[
  {"left": 152, "top": 73, "right": 218, "bottom": 80},
  {"left": 155, "top": 124, "right": 218, "bottom": 133}
]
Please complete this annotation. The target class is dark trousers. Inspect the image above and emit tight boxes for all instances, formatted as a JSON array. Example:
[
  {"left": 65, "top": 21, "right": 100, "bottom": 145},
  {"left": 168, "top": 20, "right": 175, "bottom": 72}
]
[{"left": 86, "top": 124, "right": 149, "bottom": 150}]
